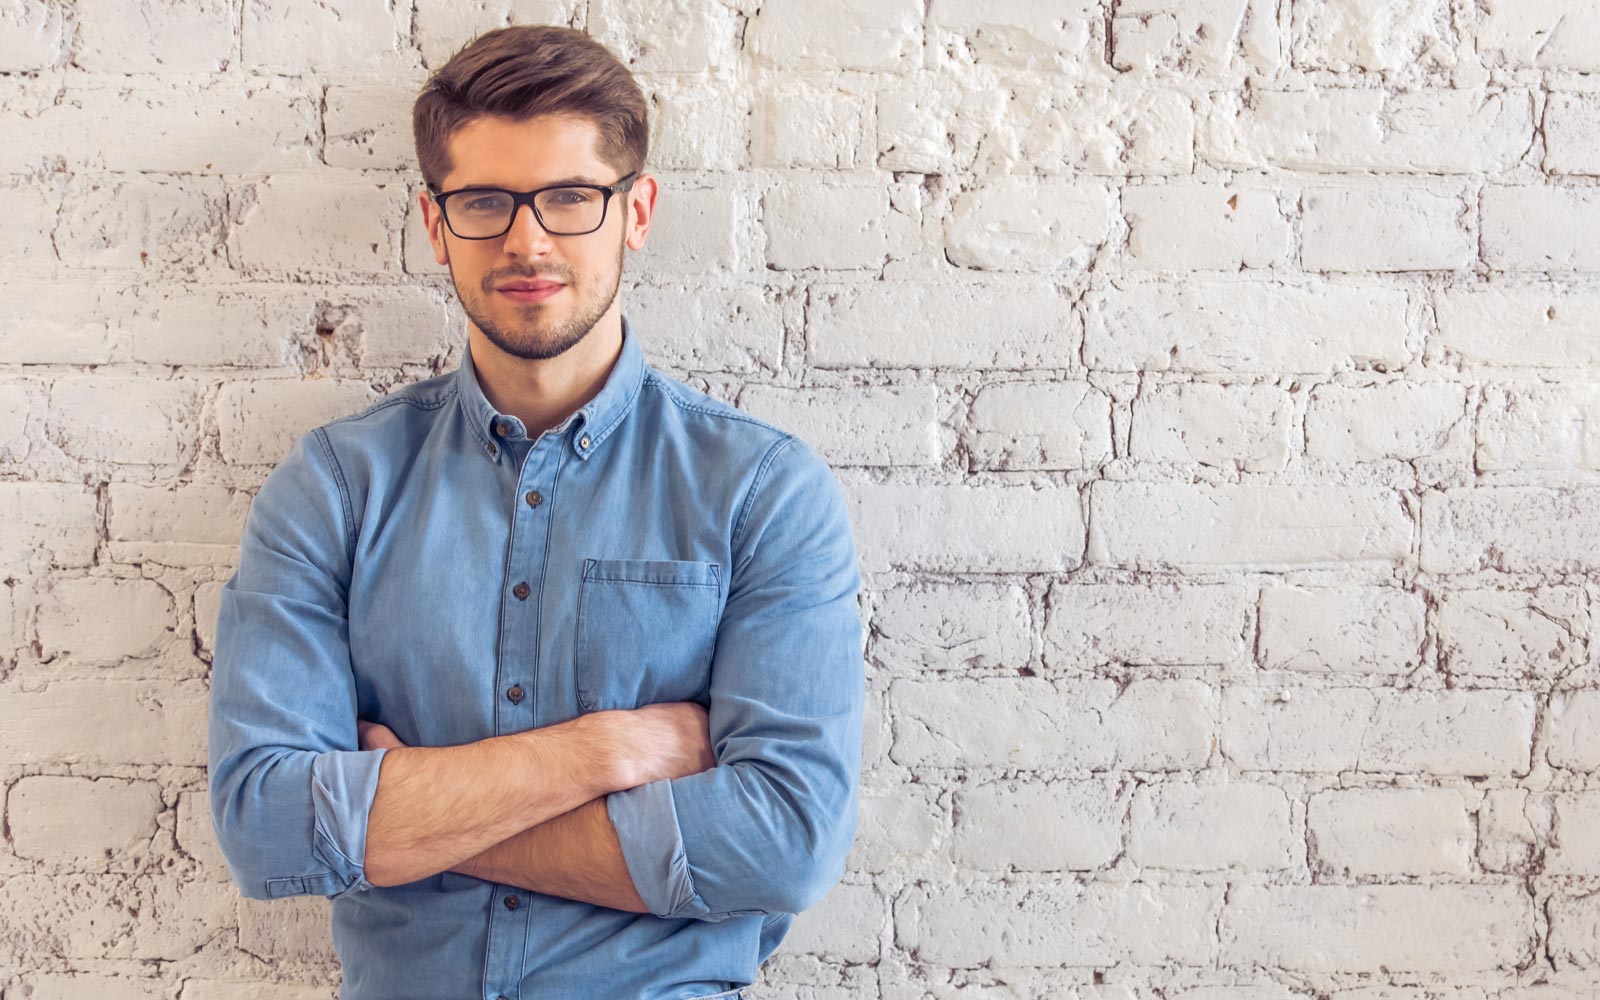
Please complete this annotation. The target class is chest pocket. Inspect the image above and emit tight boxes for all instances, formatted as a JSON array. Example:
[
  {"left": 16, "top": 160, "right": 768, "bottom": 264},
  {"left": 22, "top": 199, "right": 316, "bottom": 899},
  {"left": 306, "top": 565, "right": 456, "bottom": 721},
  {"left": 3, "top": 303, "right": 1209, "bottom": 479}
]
[{"left": 575, "top": 557, "right": 722, "bottom": 712}]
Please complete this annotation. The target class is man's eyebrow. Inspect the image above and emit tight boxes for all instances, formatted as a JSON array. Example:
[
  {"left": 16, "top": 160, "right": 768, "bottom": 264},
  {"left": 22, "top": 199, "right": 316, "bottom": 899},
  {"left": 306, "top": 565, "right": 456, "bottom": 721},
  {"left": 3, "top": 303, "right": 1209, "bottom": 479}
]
[{"left": 455, "top": 175, "right": 605, "bottom": 189}]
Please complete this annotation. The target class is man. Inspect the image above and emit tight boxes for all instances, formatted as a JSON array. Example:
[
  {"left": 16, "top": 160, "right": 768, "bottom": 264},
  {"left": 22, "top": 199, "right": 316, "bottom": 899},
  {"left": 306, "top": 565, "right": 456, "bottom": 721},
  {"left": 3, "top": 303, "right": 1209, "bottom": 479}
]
[{"left": 206, "top": 24, "right": 864, "bottom": 1000}]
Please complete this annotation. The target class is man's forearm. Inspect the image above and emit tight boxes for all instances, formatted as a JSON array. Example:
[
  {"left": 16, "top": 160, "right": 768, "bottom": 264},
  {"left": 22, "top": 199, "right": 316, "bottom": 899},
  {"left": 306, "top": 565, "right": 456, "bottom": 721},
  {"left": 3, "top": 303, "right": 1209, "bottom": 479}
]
[
  {"left": 450, "top": 795, "right": 649, "bottom": 913},
  {"left": 363, "top": 713, "right": 628, "bottom": 888}
]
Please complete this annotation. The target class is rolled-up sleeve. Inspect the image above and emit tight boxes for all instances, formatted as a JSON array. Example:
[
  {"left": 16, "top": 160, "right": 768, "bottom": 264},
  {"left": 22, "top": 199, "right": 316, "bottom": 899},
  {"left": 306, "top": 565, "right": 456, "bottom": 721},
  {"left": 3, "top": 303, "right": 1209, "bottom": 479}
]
[
  {"left": 208, "top": 427, "right": 390, "bottom": 901},
  {"left": 606, "top": 435, "right": 864, "bottom": 920}
]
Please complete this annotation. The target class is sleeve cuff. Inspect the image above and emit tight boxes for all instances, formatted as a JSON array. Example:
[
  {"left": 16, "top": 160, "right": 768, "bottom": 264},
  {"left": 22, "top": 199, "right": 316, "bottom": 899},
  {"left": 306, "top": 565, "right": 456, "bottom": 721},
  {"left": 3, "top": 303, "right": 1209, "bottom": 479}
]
[
  {"left": 606, "top": 778, "right": 706, "bottom": 918},
  {"left": 309, "top": 747, "right": 390, "bottom": 897}
]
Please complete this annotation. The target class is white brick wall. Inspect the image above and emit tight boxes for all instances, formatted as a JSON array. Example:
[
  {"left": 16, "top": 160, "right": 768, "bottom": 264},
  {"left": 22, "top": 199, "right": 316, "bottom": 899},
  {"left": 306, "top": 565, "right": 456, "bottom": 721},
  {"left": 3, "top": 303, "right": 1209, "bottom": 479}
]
[{"left": 3, "top": 1, "right": 1599, "bottom": 997}]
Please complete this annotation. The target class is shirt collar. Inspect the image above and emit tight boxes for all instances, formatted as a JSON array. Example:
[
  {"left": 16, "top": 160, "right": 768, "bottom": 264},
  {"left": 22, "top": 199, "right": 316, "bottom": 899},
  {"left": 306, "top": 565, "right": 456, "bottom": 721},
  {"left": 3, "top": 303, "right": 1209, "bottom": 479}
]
[{"left": 455, "top": 313, "right": 645, "bottom": 463}]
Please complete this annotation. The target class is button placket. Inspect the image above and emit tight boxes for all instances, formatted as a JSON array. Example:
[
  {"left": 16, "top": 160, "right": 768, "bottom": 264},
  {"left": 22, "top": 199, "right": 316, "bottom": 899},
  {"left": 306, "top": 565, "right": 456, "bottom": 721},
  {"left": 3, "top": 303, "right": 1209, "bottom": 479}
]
[{"left": 494, "top": 421, "right": 567, "bottom": 747}]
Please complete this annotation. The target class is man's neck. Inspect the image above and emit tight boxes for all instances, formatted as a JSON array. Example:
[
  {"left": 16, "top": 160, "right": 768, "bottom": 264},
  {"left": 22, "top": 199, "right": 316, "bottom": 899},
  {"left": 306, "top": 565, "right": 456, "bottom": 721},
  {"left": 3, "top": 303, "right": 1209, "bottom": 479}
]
[{"left": 470, "top": 312, "right": 623, "bottom": 438}]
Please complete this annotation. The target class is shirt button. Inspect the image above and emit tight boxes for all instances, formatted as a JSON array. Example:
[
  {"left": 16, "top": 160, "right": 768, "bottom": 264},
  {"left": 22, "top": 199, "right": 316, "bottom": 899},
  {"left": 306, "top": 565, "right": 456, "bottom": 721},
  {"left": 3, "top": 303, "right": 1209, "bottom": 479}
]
[
  {"left": 512, "top": 581, "right": 530, "bottom": 600},
  {"left": 485, "top": 442, "right": 496, "bottom": 457},
  {"left": 504, "top": 894, "right": 520, "bottom": 910},
  {"left": 524, "top": 490, "right": 541, "bottom": 508},
  {"left": 506, "top": 684, "right": 524, "bottom": 704},
  {"left": 579, "top": 435, "right": 591, "bottom": 449},
  {"left": 493, "top": 419, "right": 509, "bottom": 436}
]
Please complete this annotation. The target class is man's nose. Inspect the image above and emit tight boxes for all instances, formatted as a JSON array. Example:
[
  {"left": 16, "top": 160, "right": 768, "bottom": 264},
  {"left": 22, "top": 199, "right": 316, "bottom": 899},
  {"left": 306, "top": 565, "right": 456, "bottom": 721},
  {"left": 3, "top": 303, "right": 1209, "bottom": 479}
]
[{"left": 501, "top": 202, "right": 556, "bottom": 257}]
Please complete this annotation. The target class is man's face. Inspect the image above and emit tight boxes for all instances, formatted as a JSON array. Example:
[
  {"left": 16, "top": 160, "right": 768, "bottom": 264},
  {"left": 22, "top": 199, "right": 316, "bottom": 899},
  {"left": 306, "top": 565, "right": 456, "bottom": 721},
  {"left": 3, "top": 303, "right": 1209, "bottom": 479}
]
[{"left": 419, "top": 113, "right": 651, "bottom": 362}]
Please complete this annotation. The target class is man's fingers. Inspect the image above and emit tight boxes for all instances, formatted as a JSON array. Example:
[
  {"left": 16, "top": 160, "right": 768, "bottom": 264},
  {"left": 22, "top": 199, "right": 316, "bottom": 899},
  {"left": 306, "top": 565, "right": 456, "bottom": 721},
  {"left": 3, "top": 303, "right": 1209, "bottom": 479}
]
[{"left": 356, "top": 719, "right": 407, "bottom": 750}]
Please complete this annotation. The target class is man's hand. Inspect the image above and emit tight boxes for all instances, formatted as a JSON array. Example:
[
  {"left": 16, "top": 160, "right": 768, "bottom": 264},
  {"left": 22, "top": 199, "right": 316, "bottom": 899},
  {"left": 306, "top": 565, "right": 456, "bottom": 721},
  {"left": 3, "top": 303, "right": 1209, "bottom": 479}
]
[
  {"left": 615, "top": 702, "right": 717, "bottom": 787},
  {"left": 358, "top": 719, "right": 407, "bottom": 751}
]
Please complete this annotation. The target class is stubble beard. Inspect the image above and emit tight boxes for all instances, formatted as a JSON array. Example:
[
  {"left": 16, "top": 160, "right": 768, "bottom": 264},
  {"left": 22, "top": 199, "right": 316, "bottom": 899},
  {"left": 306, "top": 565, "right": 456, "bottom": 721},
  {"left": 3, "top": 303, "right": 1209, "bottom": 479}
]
[{"left": 454, "top": 233, "right": 626, "bottom": 362}]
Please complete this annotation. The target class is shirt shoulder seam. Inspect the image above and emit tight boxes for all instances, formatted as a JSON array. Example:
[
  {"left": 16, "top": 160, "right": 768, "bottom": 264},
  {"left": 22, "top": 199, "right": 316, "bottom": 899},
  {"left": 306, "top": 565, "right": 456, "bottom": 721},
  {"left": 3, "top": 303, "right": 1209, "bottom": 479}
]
[
  {"left": 310, "top": 426, "right": 358, "bottom": 567},
  {"left": 323, "top": 384, "right": 456, "bottom": 429},
  {"left": 732, "top": 434, "right": 798, "bottom": 554},
  {"left": 641, "top": 372, "right": 789, "bottom": 437}
]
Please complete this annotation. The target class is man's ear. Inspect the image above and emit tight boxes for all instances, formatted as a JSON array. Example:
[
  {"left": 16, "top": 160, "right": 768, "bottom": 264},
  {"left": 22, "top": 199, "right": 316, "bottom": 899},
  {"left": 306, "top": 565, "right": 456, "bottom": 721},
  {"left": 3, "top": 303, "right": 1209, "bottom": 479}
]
[
  {"left": 419, "top": 189, "right": 450, "bottom": 266},
  {"left": 624, "top": 172, "right": 658, "bottom": 252}
]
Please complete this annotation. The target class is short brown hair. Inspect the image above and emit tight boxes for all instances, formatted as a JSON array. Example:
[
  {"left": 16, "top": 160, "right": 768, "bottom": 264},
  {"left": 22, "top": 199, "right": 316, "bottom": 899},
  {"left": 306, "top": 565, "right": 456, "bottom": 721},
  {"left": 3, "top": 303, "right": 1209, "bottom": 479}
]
[{"left": 412, "top": 25, "right": 649, "bottom": 194}]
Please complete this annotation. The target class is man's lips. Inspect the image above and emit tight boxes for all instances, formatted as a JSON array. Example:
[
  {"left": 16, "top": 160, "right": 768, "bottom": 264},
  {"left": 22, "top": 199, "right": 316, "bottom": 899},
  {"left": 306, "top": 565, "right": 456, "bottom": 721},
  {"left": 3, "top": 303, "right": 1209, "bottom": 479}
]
[
  {"left": 497, "top": 280, "right": 565, "bottom": 303},
  {"left": 496, "top": 280, "right": 564, "bottom": 291}
]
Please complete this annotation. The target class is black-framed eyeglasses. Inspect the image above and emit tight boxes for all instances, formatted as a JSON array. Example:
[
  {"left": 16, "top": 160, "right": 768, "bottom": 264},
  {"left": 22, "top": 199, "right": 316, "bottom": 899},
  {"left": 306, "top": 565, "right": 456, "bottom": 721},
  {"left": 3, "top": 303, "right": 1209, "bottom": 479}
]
[{"left": 427, "top": 172, "right": 638, "bottom": 239}]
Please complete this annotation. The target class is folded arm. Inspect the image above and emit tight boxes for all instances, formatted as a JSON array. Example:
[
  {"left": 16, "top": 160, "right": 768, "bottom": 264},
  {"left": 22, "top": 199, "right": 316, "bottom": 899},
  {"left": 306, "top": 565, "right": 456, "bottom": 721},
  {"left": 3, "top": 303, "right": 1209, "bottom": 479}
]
[
  {"left": 360, "top": 720, "right": 628, "bottom": 889},
  {"left": 451, "top": 797, "right": 647, "bottom": 911},
  {"left": 355, "top": 720, "right": 647, "bottom": 912}
]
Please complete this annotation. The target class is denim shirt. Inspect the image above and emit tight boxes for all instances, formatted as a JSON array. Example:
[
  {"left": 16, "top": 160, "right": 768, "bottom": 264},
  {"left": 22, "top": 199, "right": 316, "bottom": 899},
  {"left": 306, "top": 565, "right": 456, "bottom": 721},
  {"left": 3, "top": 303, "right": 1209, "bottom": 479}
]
[{"left": 206, "top": 315, "right": 864, "bottom": 1000}]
